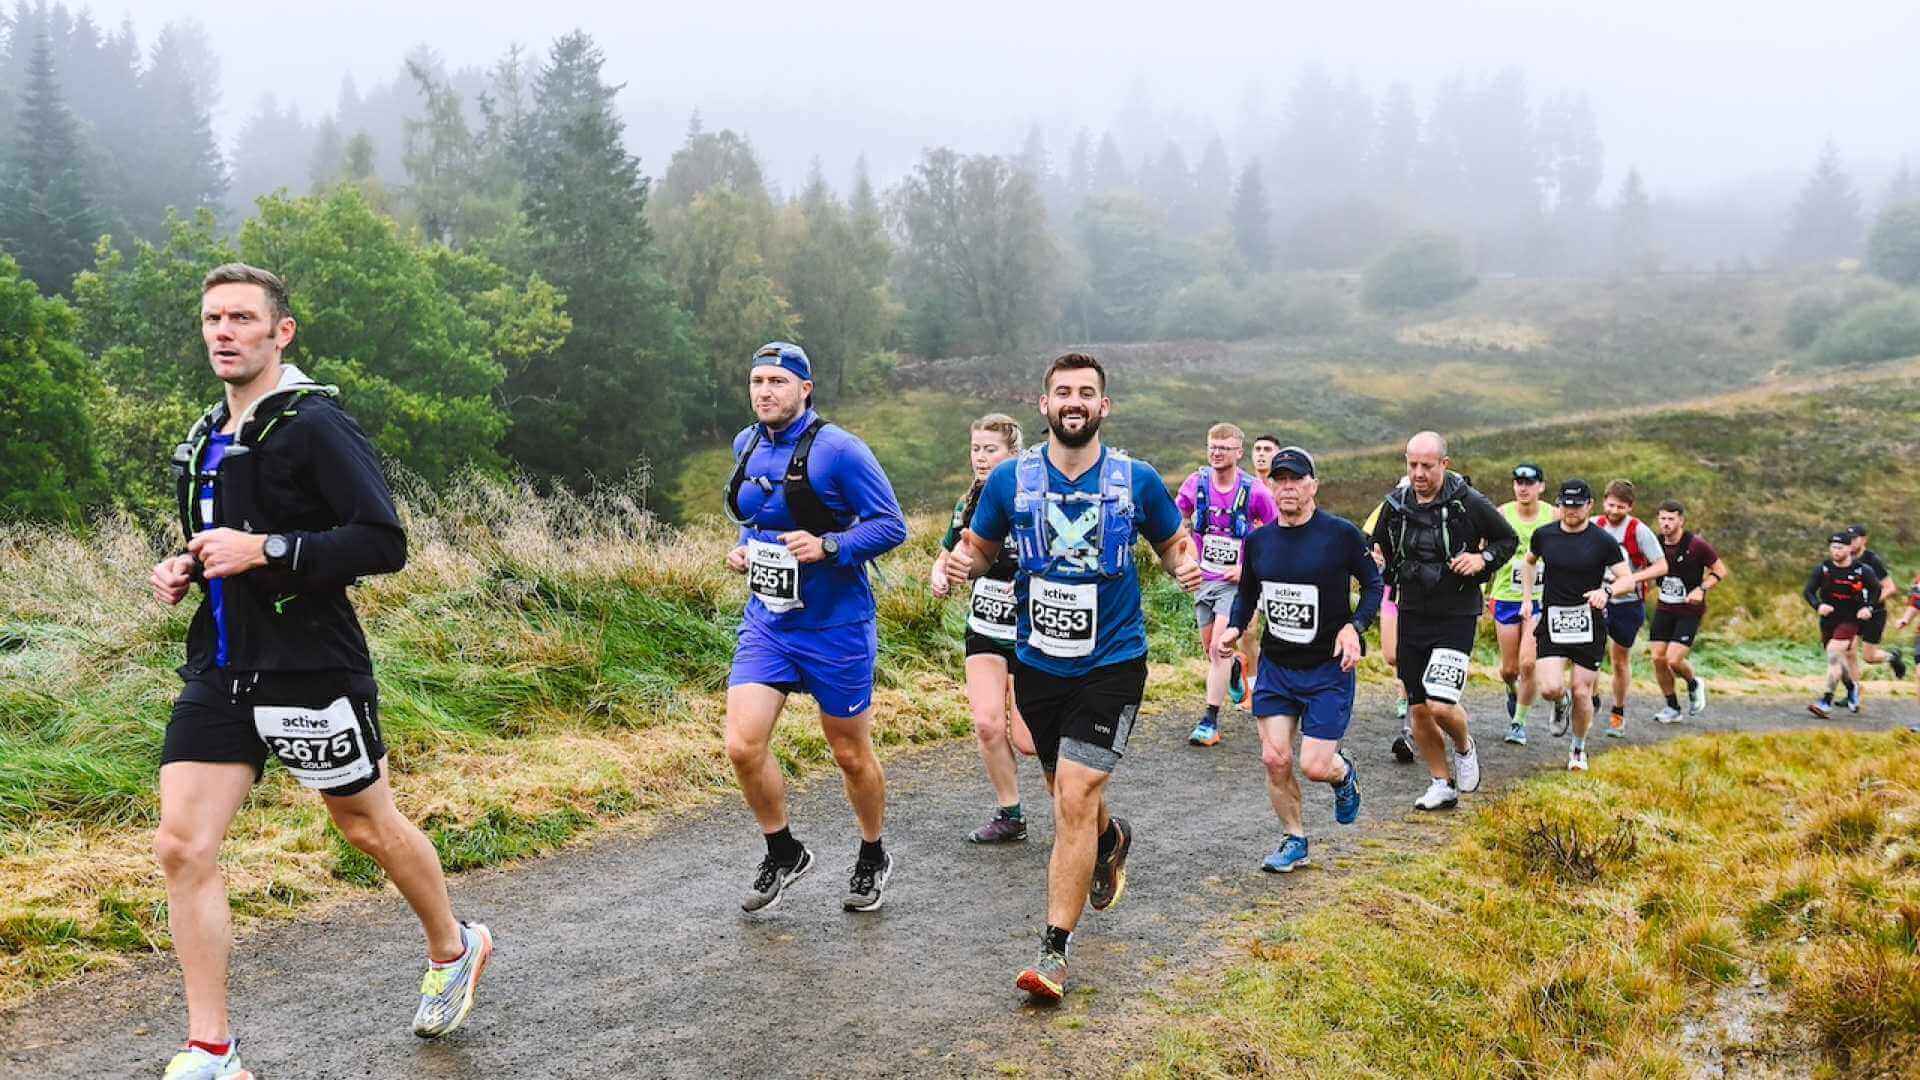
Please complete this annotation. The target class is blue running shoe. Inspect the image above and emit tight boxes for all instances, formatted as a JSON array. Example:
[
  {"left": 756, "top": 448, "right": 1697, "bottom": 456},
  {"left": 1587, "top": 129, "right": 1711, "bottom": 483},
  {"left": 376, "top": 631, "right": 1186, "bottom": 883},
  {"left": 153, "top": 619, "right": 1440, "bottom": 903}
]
[
  {"left": 1262, "top": 834, "right": 1310, "bottom": 873},
  {"left": 1189, "top": 716, "right": 1221, "bottom": 746},
  {"left": 1332, "top": 754, "right": 1361, "bottom": 825},
  {"left": 1227, "top": 656, "right": 1247, "bottom": 705},
  {"left": 1504, "top": 721, "right": 1528, "bottom": 746}
]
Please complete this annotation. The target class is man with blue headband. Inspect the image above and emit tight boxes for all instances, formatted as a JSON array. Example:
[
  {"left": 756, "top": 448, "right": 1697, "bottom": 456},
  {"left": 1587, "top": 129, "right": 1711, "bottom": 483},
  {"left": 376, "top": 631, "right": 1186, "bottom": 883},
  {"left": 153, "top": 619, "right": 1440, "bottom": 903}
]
[{"left": 723, "top": 342, "right": 908, "bottom": 915}]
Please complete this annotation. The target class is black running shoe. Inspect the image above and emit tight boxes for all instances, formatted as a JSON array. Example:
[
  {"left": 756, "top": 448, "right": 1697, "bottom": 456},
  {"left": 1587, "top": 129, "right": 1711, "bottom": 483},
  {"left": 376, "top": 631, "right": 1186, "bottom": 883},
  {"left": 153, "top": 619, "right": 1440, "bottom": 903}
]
[
  {"left": 1089, "top": 818, "right": 1132, "bottom": 912},
  {"left": 742, "top": 846, "right": 813, "bottom": 912},
  {"left": 843, "top": 850, "right": 894, "bottom": 912},
  {"left": 1390, "top": 729, "right": 1415, "bottom": 764},
  {"left": 1891, "top": 648, "right": 1909, "bottom": 680}
]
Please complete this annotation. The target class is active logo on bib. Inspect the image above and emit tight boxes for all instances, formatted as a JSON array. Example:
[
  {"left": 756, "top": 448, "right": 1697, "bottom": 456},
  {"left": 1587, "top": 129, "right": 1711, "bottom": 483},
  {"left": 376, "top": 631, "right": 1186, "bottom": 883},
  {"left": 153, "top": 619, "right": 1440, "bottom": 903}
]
[
  {"left": 1260, "top": 581, "right": 1320, "bottom": 645},
  {"left": 1421, "top": 648, "right": 1468, "bottom": 704},
  {"left": 968, "top": 577, "right": 1018, "bottom": 641},
  {"left": 1200, "top": 532, "right": 1242, "bottom": 576},
  {"left": 1658, "top": 576, "right": 1687, "bottom": 605},
  {"left": 746, "top": 539, "right": 803, "bottom": 613},
  {"left": 1028, "top": 579, "right": 1097, "bottom": 658},
  {"left": 1548, "top": 604, "right": 1594, "bottom": 644},
  {"left": 252, "top": 697, "right": 374, "bottom": 792}
]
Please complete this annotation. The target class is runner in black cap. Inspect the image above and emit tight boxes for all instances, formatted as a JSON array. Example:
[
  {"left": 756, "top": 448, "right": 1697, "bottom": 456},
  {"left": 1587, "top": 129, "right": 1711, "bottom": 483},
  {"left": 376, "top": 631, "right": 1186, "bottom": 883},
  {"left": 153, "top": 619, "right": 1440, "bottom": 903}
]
[{"left": 1516, "top": 479, "right": 1636, "bottom": 772}]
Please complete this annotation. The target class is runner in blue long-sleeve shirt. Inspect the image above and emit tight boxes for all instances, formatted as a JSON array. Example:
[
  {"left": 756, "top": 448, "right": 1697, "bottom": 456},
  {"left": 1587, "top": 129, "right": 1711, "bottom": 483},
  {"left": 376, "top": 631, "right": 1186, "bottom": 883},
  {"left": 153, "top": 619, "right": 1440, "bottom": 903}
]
[
  {"left": 1216, "top": 447, "right": 1383, "bottom": 873},
  {"left": 723, "top": 343, "right": 908, "bottom": 915}
]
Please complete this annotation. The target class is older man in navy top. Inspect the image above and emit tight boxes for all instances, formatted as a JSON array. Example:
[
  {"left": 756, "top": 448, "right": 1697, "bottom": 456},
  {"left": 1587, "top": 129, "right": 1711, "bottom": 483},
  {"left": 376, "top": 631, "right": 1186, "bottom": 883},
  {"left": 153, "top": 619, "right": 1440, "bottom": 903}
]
[
  {"left": 1216, "top": 446, "right": 1383, "bottom": 874},
  {"left": 722, "top": 342, "right": 908, "bottom": 915}
]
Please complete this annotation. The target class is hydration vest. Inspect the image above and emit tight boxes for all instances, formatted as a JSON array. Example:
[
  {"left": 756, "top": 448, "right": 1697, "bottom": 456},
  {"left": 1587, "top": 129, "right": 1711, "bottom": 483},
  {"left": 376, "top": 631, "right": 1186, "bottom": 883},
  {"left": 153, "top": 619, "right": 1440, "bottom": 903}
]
[
  {"left": 1188, "top": 470, "right": 1254, "bottom": 540},
  {"left": 171, "top": 386, "right": 337, "bottom": 543},
  {"left": 1011, "top": 446, "right": 1137, "bottom": 579},
  {"left": 1610, "top": 517, "right": 1652, "bottom": 599},
  {"left": 1381, "top": 475, "right": 1474, "bottom": 577},
  {"left": 725, "top": 416, "right": 846, "bottom": 536}
]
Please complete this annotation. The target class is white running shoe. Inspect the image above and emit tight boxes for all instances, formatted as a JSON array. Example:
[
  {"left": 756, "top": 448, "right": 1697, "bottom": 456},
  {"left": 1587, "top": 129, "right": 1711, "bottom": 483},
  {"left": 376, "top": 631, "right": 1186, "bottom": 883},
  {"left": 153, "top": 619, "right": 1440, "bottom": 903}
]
[
  {"left": 1414, "top": 777, "right": 1460, "bottom": 811},
  {"left": 1453, "top": 738, "right": 1481, "bottom": 793},
  {"left": 1567, "top": 747, "right": 1588, "bottom": 772},
  {"left": 1688, "top": 679, "right": 1708, "bottom": 716},
  {"left": 1652, "top": 705, "right": 1682, "bottom": 724},
  {"left": 164, "top": 1043, "right": 253, "bottom": 1080}
]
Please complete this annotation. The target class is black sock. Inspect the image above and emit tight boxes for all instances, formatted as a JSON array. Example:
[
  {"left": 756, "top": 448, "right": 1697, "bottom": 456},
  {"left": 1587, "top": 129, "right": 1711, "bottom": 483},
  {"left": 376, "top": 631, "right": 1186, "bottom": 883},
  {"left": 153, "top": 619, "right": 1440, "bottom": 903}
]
[
  {"left": 998, "top": 803, "right": 1023, "bottom": 821},
  {"left": 1665, "top": 693, "right": 1680, "bottom": 709},
  {"left": 1204, "top": 704, "right": 1220, "bottom": 723},
  {"left": 1044, "top": 924, "right": 1071, "bottom": 955},
  {"left": 1822, "top": 692, "right": 1834, "bottom": 704},
  {"left": 1096, "top": 820, "right": 1119, "bottom": 859},
  {"left": 1842, "top": 676, "right": 1856, "bottom": 693},
  {"left": 1611, "top": 705, "right": 1625, "bottom": 716},
  {"left": 764, "top": 826, "right": 803, "bottom": 865},
  {"left": 1685, "top": 677, "right": 1699, "bottom": 693},
  {"left": 858, "top": 837, "right": 885, "bottom": 865}
]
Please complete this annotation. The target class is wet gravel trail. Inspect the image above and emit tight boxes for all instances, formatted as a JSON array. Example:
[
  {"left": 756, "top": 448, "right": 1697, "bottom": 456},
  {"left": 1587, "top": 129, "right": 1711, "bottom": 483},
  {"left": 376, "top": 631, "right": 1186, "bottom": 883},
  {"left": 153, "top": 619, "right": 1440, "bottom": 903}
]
[{"left": 4, "top": 687, "right": 1896, "bottom": 1078}]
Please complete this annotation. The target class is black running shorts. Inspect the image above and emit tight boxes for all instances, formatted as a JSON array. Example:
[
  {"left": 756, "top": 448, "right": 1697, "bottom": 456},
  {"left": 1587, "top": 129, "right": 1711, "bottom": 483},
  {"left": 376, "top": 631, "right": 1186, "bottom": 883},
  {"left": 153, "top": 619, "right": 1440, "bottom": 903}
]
[
  {"left": 1649, "top": 609, "right": 1702, "bottom": 647},
  {"left": 164, "top": 671, "right": 386, "bottom": 797},
  {"left": 1396, "top": 612, "right": 1479, "bottom": 706},
  {"left": 1013, "top": 657, "right": 1146, "bottom": 774}
]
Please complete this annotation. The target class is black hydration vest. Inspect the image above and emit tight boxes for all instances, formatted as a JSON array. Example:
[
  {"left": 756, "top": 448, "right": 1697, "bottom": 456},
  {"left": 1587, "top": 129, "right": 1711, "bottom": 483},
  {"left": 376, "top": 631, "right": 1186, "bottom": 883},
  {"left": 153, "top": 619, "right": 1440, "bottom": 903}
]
[{"left": 725, "top": 416, "right": 846, "bottom": 536}]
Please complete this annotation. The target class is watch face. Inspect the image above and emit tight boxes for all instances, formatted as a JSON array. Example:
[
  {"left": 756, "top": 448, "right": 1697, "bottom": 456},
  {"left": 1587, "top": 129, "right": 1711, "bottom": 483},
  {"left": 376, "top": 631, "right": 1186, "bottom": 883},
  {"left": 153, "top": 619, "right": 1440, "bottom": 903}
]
[{"left": 265, "top": 535, "right": 288, "bottom": 559}]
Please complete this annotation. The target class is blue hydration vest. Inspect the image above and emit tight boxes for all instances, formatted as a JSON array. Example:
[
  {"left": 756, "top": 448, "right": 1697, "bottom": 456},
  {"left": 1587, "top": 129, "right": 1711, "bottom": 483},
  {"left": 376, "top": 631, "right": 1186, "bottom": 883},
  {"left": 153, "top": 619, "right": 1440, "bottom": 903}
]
[
  {"left": 1010, "top": 446, "right": 1137, "bottom": 579},
  {"left": 1189, "top": 470, "right": 1254, "bottom": 539}
]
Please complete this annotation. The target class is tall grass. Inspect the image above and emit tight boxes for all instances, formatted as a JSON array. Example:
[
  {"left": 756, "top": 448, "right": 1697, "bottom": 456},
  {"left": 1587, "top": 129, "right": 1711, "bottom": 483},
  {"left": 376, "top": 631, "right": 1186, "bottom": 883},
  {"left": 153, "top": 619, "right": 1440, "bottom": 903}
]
[{"left": 1135, "top": 730, "right": 1920, "bottom": 1078}]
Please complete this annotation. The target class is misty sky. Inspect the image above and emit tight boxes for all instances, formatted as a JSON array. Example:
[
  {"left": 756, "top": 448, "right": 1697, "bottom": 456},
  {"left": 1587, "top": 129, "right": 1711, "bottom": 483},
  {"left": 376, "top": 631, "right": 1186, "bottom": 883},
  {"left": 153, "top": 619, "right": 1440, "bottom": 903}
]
[{"left": 128, "top": 0, "right": 1919, "bottom": 198}]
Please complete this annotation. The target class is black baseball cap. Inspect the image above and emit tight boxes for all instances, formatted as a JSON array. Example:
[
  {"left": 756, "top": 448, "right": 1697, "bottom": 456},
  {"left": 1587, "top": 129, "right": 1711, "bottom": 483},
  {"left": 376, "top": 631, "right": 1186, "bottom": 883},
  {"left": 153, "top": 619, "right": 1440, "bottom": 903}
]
[
  {"left": 1829, "top": 530, "right": 1853, "bottom": 545},
  {"left": 1271, "top": 446, "right": 1316, "bottom": 477},
  {"left": 1512, "top": 462, "right": 1544, "bottom": 483},
  {"left": 1846, "top": 523, "right": 1868, "bottom": 539},
  {"left": 1556, "top": 478, "right": 1593, "bottom": 506}
]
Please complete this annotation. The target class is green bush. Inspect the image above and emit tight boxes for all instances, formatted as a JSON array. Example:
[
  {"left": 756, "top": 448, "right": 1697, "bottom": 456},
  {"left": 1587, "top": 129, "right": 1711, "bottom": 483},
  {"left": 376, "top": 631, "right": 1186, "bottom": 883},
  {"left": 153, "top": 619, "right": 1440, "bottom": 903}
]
[
  {"left": 1867, "top": 200, "right": 1920, "bottom": 286},
  {"left": 1248, "top": 272, "right": 1352, "bottom": 335},
  {"left": 1811, "top": 293, "right": 1920, "bottom": 364},
  {"left": 1784, "top": 279, "right": 1895, "bottom": 349},
  {"left": 1155, "top": 274, "right": 1253, "bottom": 339},
  {"left": 1361, "top": 231, "right": 1477, "bottom": 311}
]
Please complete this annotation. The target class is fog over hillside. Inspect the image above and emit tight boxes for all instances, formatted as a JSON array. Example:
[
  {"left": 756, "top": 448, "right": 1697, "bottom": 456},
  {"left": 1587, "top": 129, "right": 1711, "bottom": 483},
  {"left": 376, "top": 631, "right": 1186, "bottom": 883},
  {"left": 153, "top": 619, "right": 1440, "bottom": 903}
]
[{"left": 133, "top": 0, "right": 1920, "bottom": 204}]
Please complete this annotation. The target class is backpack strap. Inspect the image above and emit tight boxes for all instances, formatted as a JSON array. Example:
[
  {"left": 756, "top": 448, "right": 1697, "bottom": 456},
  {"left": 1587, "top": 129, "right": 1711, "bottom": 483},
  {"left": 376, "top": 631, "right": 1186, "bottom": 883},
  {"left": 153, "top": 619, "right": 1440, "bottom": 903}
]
[
  {"left": 1097, "top": 449, "right": 1137, "bottom": 578},
  {"left": 1012, "top": 447, "right": 1052, "bottom": 573},
  {"left": 724, "top": 427, "right": 765, "bottom": 526},
  {"left": 781, "top": 418, "right": 845, "bottom": 536}
]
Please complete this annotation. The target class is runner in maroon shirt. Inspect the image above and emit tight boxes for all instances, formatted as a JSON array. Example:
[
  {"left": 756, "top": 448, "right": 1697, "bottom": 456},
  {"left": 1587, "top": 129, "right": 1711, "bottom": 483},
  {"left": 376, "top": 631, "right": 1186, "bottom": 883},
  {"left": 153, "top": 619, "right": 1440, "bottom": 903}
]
[{"left": 1648, "top": 499, "right": 1730, "bottom": 723}]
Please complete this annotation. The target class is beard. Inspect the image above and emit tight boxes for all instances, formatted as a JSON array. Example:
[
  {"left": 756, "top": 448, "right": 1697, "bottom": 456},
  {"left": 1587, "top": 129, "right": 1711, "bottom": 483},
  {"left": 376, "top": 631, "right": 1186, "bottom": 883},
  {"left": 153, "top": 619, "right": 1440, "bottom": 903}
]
[{"left": 1047, "top": 406, "right": 1102, "bottom": 448}]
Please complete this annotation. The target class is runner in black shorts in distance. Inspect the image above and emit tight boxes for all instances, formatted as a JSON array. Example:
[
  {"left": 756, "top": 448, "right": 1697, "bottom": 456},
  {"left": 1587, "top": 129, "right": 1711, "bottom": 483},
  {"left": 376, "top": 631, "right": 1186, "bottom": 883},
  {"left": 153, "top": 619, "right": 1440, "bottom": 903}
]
[
  {"left": 1649, "top": 500, "right": 1729, "bottom": 723},
  {"left": 930, "top": 414, "right": 1035, "bottom": 843},
  {"left": 1518, "top": 479, "right": 1637, "bottom": 772},
  {"left": 1806, "top": 530, "right": 1883, "bottom": 718}
]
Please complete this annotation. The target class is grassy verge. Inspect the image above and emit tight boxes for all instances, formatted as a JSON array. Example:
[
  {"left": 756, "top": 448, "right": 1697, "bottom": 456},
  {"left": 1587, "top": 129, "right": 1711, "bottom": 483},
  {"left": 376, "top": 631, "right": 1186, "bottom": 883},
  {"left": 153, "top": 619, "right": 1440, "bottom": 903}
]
[{"left": 1134, "top": 729, "right": 1920, "bottom": 1079}]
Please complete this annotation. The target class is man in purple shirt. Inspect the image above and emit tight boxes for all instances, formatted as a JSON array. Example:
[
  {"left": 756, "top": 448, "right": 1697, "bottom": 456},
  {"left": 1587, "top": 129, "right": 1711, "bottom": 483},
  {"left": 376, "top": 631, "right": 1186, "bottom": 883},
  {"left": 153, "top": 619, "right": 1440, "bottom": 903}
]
[{"left": 1175, "top": 423, "right": 1279, "bottom": 747}]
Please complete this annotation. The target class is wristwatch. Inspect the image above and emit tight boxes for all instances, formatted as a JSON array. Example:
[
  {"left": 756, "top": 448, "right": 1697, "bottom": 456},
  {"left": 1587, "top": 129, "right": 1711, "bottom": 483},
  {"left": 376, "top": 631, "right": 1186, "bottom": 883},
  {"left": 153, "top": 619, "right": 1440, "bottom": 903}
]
[
  {"left": 820, "top": 534, "right": 841, "bottom": 560},
  {"left": 263, "top": 533, "right": 292, "bottom": 570}
]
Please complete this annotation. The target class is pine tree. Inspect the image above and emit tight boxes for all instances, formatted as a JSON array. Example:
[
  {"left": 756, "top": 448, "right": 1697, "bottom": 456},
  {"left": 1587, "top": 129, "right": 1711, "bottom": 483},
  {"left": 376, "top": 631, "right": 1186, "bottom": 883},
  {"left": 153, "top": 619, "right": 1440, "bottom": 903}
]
[
  {"left": 504, "top": 29, "right": 696, "bottom": 496},
  {"left": 1092, "top": 132, "right": 1129, "bottom": 194},
  {"left": 1882, "top": 159, "right": 1916, "bottom": 211},
  {"left": 0, "top": 24, "right": 104, "bottom": 293},
  {"left": 1192, "top": 136, "right": 1232, "bottom": 233},
  {"left": 1230, "top": 160, "right": 1272, "bottom": 273},
  {"left": 119, "top": 21, "right": 228, "bottom": 241},
  {"left": 1779, "top": 139, "right": 1863, "bottom": 264},
  {"left": 1613, "top": 167, "right": 1656, "bottom": 276},
  {"left": 1373, "top": 82, "right": 1419, "bottom": 196}
]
